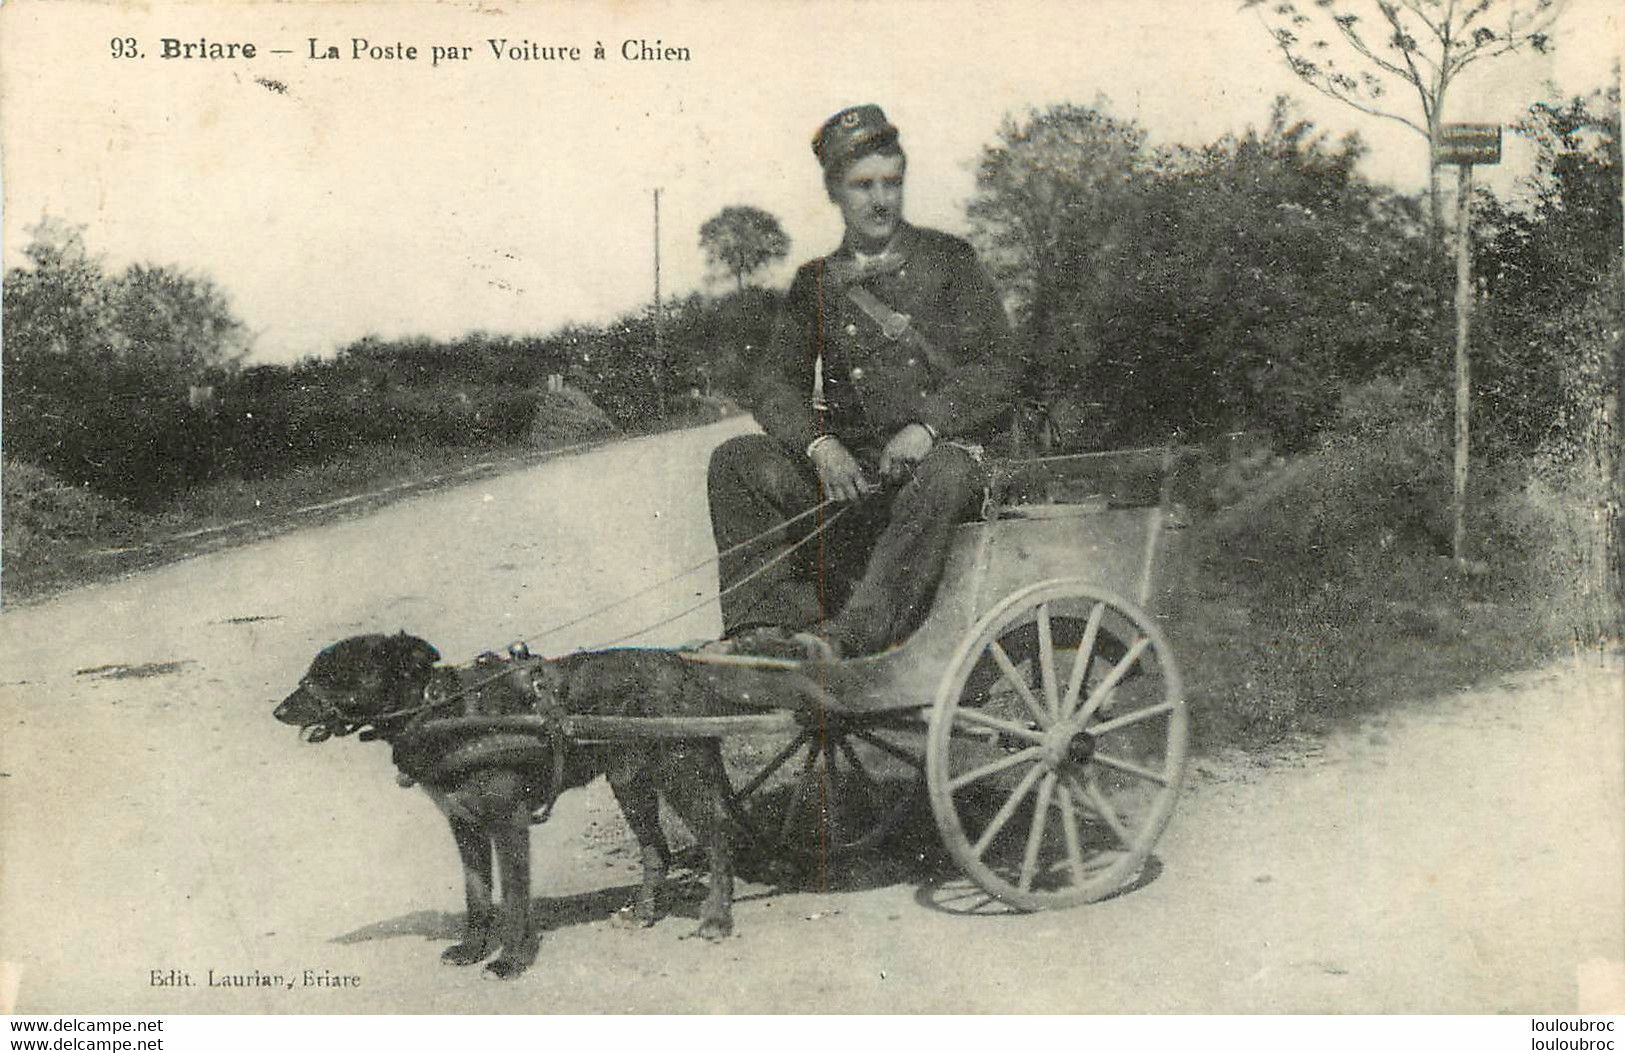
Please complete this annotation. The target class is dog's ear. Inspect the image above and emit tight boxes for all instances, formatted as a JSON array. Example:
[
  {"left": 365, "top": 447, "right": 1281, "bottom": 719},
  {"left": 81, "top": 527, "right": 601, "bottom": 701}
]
[
  {"left": 386, "top": 633, "right": 441, "bottom": 681},
  {"left": 309, "top": 634, "right": 390, "bottom": 689},
  {"left": 527, "top": 660, "right": 567, "bottom": 707}
]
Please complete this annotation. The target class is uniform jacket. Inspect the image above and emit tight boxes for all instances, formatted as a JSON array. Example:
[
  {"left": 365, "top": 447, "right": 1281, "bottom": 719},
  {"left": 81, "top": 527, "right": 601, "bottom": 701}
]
[{"left": 753, "top": 223, "right": 1019, "bottom": 457}]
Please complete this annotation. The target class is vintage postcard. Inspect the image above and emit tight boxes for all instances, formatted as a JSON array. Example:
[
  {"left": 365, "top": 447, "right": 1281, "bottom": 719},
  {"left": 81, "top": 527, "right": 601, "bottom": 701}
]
[{"left": 1, "top": 0, "right": 1620, "bottom": 1026}]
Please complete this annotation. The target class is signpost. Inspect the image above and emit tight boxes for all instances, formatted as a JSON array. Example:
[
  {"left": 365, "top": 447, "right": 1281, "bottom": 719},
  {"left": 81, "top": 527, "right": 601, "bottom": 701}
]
[{"left": 1433, "top": 123, "right": 1501, "bottom": 564}]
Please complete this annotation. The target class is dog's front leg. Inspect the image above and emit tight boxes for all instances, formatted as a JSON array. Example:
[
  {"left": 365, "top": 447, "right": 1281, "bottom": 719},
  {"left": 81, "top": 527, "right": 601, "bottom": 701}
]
[
  {"left": 484, "top": 811, "right": 539, "bottom": 980},
  {"left": 662, "top": 744, "right": 735, "bottom": 941},
  {"left": 609, "top": 759, "right": 670, "bottom": 926},
  {"left": 441, "top": 809, "right": 498, "bottom": 966}
]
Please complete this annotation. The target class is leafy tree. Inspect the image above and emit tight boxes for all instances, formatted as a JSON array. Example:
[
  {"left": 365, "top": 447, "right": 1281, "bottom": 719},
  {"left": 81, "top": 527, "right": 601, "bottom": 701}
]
[
  {"left": 968, "top": 98, "right": 1445, "bottom": 450},
  {"left": 698, "top": 206, "right": 791, "bottom": 291},
  {"left": 116, "top": 262, "right": 252, "bottom": 379},
  {"left": 4, "top": 217, "right": 126, "bottom": 368},
  {"left": 1475, "top": 81, "right": 1621, "bottom": 456},
  {"left": 5, "top": 218, "right": 252, "bottom": 385},
  {"left": 3, "top": 219, "right": 256, "bottom": 502},
  {"left": 1243, "top": 0, "right": 1570, "bottom": 233},
  {"left": 1108, "top": 104, "right": 1440, "bottom": 447},
  {"left": 967, "top": 103, "right": 1152, "bottom": 385}
]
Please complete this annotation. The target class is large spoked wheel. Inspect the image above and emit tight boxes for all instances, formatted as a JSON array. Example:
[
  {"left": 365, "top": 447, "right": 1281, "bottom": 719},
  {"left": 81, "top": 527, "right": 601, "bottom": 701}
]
[
  {"left": 725, "top": 711, "right": 926, "bottom": 867},
  {"left": 926, "top": 579, "right": 1188, "bottom": 911}
]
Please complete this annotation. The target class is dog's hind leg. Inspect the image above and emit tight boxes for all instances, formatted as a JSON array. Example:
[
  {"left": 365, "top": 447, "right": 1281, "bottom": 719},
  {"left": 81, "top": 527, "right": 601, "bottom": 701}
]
[
  {"left": 484, "top": 810, "right": 539, "bottom": 980},
  {"left": 609, "top": 761, "right": 670, "bottom": 927},
  {"left": 659, "top": 743, "right": 735, "bottom": 941},
  {"left": 440, "top": 809, "right": 498, "bottom": 967}
]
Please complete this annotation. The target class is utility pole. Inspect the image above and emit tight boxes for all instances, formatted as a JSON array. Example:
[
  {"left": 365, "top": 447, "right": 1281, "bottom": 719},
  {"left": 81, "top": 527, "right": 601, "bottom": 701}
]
[
  {"left": 1434, "top": 123, "right": 1501, "bottom": 564},
  {"left": 652, "top": 187, "right": 666, "bottom": 415}
]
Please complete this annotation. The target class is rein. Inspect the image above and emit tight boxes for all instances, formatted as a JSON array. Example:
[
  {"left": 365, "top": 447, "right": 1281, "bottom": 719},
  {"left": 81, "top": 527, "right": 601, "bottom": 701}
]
[
  {"left": 298, "top": 492, "right": 861, "bottom": 823},
  {"left": 505, "top": 495, "right": 846, "bottom": 657}
]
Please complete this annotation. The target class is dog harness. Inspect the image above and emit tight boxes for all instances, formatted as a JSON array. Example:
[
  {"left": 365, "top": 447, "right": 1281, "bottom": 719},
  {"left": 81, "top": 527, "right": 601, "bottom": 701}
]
[{"left": 387, "top": 662, "right": 572, "bottom": 824}]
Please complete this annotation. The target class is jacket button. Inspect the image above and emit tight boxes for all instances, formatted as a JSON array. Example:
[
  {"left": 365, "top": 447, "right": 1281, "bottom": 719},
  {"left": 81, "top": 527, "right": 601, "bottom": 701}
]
[
  {"left": 851, "top": 367, "right": 865, "bottom": 380},
  {"left": 845, "top": 323, "right": 857, "bottom": 336}
]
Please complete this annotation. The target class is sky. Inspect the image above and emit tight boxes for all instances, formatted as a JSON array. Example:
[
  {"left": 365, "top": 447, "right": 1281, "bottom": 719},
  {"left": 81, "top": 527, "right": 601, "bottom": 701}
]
[{"left": 1, "top": 0, "right": 1618, "bottom": 365}]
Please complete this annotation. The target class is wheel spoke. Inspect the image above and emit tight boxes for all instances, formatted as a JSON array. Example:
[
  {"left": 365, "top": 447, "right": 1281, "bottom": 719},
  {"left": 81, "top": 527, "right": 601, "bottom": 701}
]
[
  {"left": 1061, "top": 602, "right": 1106, "bottom": 719},
  {"left": 820, "top": 733, "right": 842, "bottom": 841},
  {"left": 989, "top": 640, "right": 1052, "bottom": 729},
  {"left": 1057, "top": 779, "right": 1088, "bottom": 888},
  {"left": 948, "top": 745, "right": 1043, "bottom": 792},
  {"left": 778, "top": 744, "right": 822, "bottom": 845},
  {"left": 1076, "top": 636, "right": 1152, "bottom": 726},
  {"left": 1036, "top": 604, "right": 1060, "bottom": 718},
  {"left": 1090, "top": 750, "right": 1170, "bottom": 787},
  {"left": 1066, "top": 771, "right": 1135, "bottom": 849},
  {"left": 1019, "top": 773, "right": 1057, "bottom": 893},
  {"left": 852, "top": 729, "right": 925, "bottom": 771},
  {"left": 836, "top": 737, "right": 882, "bottom": 795},
  {"left": 952, "top": 706, "right": 1047, "bottom": 745},
  {"left": 733, "top": 727, "right": 813, "bottom": 801},
  {"left": 1088, "top": 700, "right": 1176, "bottom": 737},
  {"left": 971, "top": 764, "right": 1046, "bottom": 858}
]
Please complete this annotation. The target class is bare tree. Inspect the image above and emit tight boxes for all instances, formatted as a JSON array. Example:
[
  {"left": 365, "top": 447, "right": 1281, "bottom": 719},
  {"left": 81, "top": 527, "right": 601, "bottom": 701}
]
[
  {"left": 698, "top": 206, "right": 790, "bottom": 291},
  {"left": 1244, "top": 0, "right": 1569, "bottom": 232}
]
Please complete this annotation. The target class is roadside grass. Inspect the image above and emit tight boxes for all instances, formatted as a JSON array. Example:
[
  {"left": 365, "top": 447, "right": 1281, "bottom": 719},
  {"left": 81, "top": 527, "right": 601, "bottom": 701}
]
[
  {"left": 2, "top": 444, "right": 535, "bottom": 603},
  {"left": 1161, "top": 433, "right": 1618, "bottom": 749},
  {"left": 2, "top": 398, "right": 737, "bottom": 605}
]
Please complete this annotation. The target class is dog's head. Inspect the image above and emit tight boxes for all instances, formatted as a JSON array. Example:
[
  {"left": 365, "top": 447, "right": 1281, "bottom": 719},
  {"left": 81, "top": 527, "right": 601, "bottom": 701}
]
[{"left": 276, "top": 633, "right": 441, "bottom": 742}]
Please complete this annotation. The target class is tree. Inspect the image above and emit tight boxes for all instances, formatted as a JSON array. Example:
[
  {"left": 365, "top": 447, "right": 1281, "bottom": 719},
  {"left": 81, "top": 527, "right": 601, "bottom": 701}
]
[
  {"left": 698, "top": 206, "right": 790, "bottom": 291},
  {"left": 4, "top": 217, "right": 252, "bottom": 383},
  {"left": 1475, "top": 81, "right": 1621, "bottom": 456},
  {"left": 966, "top": 103, "right": 1153, "bottom": 412},
  {"left": 1244, "top": 0, "right": 1570, "bottom": 233},
  {"left": 966, "top": 99, "right": 1443, "bottom": 450},
  {"left": 3, "top": 217, "right": 127, "bottom": 367},
  {"left": 1095, "top": 102, "right": 1442, "bottom": 448},
  {"left": 3, "top": 218, "right": 256, "bottom": 502},
  {"left": 116, "top": 262, "right": 252, "bottom": 380}
]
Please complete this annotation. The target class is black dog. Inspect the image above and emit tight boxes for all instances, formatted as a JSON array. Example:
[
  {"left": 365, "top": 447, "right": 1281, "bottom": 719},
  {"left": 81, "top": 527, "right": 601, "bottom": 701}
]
[{"left": 275, "top": 633, "right": 765, "bottom": 979}]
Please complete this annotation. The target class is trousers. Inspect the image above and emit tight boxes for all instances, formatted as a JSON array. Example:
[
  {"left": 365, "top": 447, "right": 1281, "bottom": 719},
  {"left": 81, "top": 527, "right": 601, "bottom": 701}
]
[{"left": 706, "top": 433, "right": 987, "bottom": 654}]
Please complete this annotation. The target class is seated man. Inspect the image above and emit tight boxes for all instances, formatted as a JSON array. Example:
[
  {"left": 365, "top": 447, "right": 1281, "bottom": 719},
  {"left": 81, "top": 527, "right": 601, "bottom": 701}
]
[{"left": 708, "top": 104, "right": 1020, "bottom": 659}]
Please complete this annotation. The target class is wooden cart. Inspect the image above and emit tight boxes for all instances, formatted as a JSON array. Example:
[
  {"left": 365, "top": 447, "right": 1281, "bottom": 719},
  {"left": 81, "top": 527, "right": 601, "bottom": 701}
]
[{"left": 429, "top": 447, "right": 1190, "bottom": 913}]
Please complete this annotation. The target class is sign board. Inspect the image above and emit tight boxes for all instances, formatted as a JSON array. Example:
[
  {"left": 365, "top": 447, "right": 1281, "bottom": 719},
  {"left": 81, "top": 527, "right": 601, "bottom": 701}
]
[{"left": 1434, "top": 123, "right": 1502, "bottom": 166}]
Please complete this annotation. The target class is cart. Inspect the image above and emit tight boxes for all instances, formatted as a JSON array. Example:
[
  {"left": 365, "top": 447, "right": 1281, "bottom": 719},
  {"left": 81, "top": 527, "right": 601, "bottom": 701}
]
[{"left": 424, "top": 447, "right": 1190, "bottom": 914}]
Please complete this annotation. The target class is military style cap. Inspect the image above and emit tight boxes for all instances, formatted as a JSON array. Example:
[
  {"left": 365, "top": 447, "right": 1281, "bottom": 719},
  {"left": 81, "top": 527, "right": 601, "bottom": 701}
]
[{"left": 812, "top": 104, "right": 900, "bottom": 172}]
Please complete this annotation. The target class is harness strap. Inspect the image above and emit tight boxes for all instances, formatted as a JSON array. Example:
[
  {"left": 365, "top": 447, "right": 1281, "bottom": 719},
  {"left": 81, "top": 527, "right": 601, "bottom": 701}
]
[
  {"left": 532, "top": 737, "right": 567, "bottom": 825},
  {"left": 527, "top": 688, "right": 571, "bottom": 825}
]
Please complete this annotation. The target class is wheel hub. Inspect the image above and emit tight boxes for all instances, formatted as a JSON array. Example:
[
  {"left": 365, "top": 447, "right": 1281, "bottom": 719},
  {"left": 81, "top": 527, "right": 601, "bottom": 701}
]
[{"left": 1041, "top": 721, "right": 1095, "bottom": 771}]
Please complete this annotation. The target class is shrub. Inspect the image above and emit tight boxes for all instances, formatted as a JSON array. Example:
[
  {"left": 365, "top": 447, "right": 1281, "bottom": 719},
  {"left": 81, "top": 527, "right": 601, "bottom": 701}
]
[
  {"left": 527, "top": 387, "right": 619, "bottom": 446},
  {"left": 1480, "top": 456, "right": 1621, "bottom": 651},
  {"left": 2, "top": 459, "right": 131, "bottom": 563},
  {"left": 1162, "top": 389, "right": 1574, "bottom": 744}
]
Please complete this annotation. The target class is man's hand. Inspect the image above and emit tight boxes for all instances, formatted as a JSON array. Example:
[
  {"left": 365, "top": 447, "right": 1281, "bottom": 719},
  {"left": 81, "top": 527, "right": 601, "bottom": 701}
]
[
  {"left": 878, "top": 423, "right": 935, "bottom": 482},
  {"left": 809, "top": 437, "right": 873, "bottom": 502}
]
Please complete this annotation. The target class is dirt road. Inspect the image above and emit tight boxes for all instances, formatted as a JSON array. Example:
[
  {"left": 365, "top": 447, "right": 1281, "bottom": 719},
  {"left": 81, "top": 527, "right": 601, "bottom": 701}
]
[{"left": 2, "top": 418, "right": 1620, "bottom": 1013}]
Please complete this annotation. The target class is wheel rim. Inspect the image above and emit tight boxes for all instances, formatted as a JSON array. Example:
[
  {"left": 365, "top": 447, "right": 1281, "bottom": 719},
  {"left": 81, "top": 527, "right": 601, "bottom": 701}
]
[
  {"left": 926, "top": 579, "right": 1187, "bottom": 911},
  {"left": 725, "top": 713, "right": 925, "bottom": 868}
]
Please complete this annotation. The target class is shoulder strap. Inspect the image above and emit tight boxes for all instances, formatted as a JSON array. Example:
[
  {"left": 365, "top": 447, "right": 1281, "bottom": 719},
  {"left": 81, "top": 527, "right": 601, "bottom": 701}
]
[{"left": 843, "top": 284, "right": 953, "bottom": 373}]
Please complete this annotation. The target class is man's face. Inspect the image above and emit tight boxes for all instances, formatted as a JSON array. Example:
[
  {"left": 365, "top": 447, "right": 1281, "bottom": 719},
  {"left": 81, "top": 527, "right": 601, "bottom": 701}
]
[{"left": 830, "top": 152, "right": 905, "bottom": 252}]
